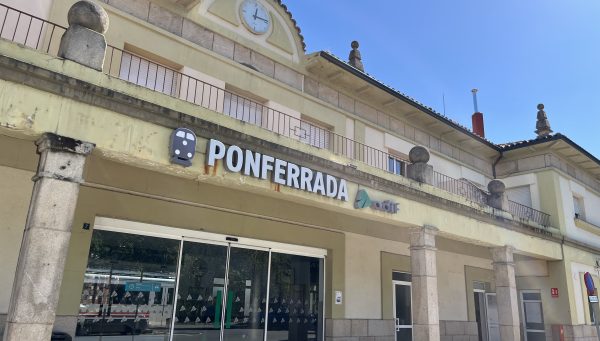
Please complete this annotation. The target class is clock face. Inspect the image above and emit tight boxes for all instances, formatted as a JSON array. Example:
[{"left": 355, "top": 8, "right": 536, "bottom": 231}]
[{"left": 240, "top": 0, "right": 271, "bottom": 35}]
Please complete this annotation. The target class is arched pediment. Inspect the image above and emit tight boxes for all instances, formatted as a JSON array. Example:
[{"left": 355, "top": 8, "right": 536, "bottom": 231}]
[{"left": 197, "top": 0, "right": 305, "bottom": 64}]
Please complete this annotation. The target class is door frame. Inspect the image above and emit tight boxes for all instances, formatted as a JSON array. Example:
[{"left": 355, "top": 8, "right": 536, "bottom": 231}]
[
  {"left": 473, "top": 288, "right": 489, "bottom": 341},
  {"left": 520, "top": 290, "right": 546, "bottom": 341},
  {"left": 392, "top": 275, "right": 412, "bottom": 341},
  {"left": 95, "top": 216, "right": 327, "bottom": 258}
]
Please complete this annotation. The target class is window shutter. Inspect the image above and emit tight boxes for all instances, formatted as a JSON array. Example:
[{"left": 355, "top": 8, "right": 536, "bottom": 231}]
[{"left": 506, "top": 186, "right": 532, "bottom": 207}]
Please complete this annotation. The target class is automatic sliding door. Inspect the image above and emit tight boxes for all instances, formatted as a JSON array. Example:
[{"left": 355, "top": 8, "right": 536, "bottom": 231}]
[
  {"left": 222, "top": 246, "right": 269, "bottom": 341},
  {"left": 77, "top": 228, "right": 325, "bottom": 341},
  {"left": 75, "top": 230, "right": 180, "bottom": 340},
  {"left": 172, "top": 241, "right": 228, "bottom": 341},
  {"left": 266, "top": 253, "right": 324, "bottom": 341}
]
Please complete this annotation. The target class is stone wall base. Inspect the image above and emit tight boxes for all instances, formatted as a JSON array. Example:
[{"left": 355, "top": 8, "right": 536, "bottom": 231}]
[
  {"left": 325, "top": 319, "right": 395, "bottom": 341},
  {"left": 440, "top": 320, "right": 478, "bottom": 341},
  {"left": 0, "top": 313, "right": 6, "bottom": 341}
]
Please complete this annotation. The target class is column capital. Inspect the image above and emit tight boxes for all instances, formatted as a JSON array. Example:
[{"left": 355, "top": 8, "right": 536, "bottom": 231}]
[
  {"left": 36, "top": 133, "right": 95, "bottom": 155},
  {"left": 491, "top": 245, "right": 515, "bottom": 264},
  {"left": 409, "top": 225, "right": 438, "bottom": 249}
]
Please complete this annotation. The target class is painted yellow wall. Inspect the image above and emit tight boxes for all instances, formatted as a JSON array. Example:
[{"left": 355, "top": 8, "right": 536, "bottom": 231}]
[
  {"left": 0, "top": 165, "right": 34, "bottom": 314},
  {"left": 0, "top": 47, "right": 564, "bottom": 260}
]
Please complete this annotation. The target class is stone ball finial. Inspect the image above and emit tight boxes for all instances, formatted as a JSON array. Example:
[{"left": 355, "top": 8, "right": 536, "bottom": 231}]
[
  {"left": 351, "top": 41, "right": 359, "bottom": 49},
  {"left": 409, "top": 146, "right": 430, "bottom": 164},
  {"left": 67, "top": 0, "right": 109, "bottom": 34},
  {"left": 488, "top": 179, "right": 506, "bottom": 194}
]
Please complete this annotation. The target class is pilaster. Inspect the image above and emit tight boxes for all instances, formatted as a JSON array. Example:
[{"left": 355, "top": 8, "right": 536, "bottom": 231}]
[
  {"left": 3, "top": 133, "right": 93, "bottom": 341},
  {"left": 409, "top": 225, "right": 440, "bottom": 341}
]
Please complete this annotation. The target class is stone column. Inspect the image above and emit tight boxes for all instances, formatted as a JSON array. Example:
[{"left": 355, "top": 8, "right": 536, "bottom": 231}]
[
  {"left": 406, "top": 146, "right": 433, "bottom": 185},
  {"left": 491, "top": 246, "right": 521, "bottom": 341},
  {"left": 487, "top": 180, "right": 509, "bottom": 211},
  {"left": 58, "top": 0, "right": 109, "bottom": 71},
  {"left": 409, "top": 225, "right": 440, "bottom": 341},
  {"left": 3, "top": 133, "right": 94, "bottom": 341}
]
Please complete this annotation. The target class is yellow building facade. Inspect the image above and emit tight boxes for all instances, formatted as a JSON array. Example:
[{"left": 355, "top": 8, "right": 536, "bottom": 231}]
[{"left": 0, "top": 1, "right": 599, "bottom": 341}]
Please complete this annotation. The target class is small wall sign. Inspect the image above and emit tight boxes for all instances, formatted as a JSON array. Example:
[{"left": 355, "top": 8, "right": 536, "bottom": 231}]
[
  {"left": 335, "top": 291, "right": 343, "bottom": 305},
  {"left": 551, "top": 288, "right": 559, "bottom": 298},
  {"left": 169, "top": 128, "right": 197, "bottom": 167}
]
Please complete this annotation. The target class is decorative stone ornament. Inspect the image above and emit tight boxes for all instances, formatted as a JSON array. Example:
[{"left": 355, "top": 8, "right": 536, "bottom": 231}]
[
  {"left": 169, "top": 128, "right": 197, "bottom": 167},
  {"left": 406, "top": 146, "right": 433, "bottom": 185},
  {"left": 58, "top": 0, "right": 109, "bottom": 71},
  {"left": 67, "top": 0, "right": 109, "bottom": 34},
  {"left": 409, "top": 146, "right": 430, "bottom": 164},
  {"left": 348, "top": 41, "right": 364, "bottom": 72},
  {"left": 535, "top": 103, "right": 553, "bottom": 138},
  {"left": 487, "top": 179, "right": 509, "bottom": 211}
]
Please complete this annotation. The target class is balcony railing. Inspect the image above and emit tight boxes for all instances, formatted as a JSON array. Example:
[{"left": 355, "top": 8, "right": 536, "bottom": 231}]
[
  {"left": 0, "top": 3, "right": 552, "bottom": 228},
  {"left": 432, "top": 171, "right": 488, "bottom": 206},
  {"left": 103, "top": 44, "right": 408, "bottom": 173},
  {"left": 432, "top": 171, "right": 550, "bottom": 226},
  {"left": 0, "top": 4, "right": 65, "bottom": 55},
  {"left": 508, "top": 200, "right": 551, "bottom": 227}
]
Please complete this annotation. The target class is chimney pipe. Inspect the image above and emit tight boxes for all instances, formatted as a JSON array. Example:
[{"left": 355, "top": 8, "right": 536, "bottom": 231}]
[{"left": 471, "top": 89, "right": 485, "bottom": 138}]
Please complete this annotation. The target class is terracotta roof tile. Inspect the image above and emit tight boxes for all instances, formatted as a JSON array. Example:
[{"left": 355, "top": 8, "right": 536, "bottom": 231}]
[{"left": 275, "top": 0, "right": 306, "bottom": 51}]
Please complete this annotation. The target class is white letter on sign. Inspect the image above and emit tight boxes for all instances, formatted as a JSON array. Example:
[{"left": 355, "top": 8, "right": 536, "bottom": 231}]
[{"left": 207, "top": 139, "right": 226, "bottom": 166}]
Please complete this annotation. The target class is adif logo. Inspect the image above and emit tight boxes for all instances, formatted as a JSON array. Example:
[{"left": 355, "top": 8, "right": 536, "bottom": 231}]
[{"left": 354, "top": 189, "right": 399, "bottom": 214}]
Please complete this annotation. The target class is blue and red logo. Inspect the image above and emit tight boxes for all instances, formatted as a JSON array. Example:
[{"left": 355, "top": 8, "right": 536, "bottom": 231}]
[{"left": 584, "top": 272, "right": 596, "bottom": 296}]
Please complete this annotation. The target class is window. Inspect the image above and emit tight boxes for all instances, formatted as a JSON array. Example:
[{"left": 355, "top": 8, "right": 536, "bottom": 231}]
[
  {"left": 573, "top": 195, "right": 585, "bottom": 220},
  {"left": 119, "top": 51, "right": 179, "bottom": 96},
  {"left": 223, "top": 92, "right": 264, "bottom": 125},
  {"left": 520, "top": 291, "right": 545, "bottom": 341},
  {"left": 299, "top": 117, "right": 331, "bottom": 150},
  {"left": 388, "top": 156, "right": 404, "bottom": 176},
  {"left": 506, "top": 185, "right": 533, "bottom": 207}
]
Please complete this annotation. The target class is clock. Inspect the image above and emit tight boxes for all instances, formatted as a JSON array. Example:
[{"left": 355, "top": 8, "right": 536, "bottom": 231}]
[{"left": 240, "top": 0, "right": 271, "bottom": 35}]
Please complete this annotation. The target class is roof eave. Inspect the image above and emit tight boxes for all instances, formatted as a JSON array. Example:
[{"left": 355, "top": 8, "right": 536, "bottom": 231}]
[{"left": 316, "top": 51, "right": 499, "bottom": 151}]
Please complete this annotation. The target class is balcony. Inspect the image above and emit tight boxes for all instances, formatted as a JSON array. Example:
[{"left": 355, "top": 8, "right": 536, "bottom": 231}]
[{"left": 0, "top": 3, "right": 551, "bottom": 228}]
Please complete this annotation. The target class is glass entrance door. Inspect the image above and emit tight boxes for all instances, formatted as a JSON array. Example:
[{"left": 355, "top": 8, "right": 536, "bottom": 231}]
[
  {"left": 76, "top": 227, "right": 324, "bottom": 341},
  {"left": 171, "top": 241, "right": 270, "bottom": 341},
  {"left": 520, "top": 291, "right": 546, "bottom": 341},
  {"left": 75, "top": 230, "right": 180, "bottom": 340},
  {"left": 392, "top": 272, "right": 412, "bottom": 341},
  {"left": 484, "top": 293, "right": 501, "bottom": 341}
]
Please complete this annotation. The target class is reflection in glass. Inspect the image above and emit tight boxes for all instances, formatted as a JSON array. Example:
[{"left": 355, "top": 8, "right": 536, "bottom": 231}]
[
  {"left": 266, "top": 253, "right": 324, "bottom": 341},
  {"left": 222, "top": 247, "right": 269, "bottom": 341},
  {"left": 172, "top": 242, "right": 228, "bottom": 341},
  {"left": 75, "top": 230, "right": 180, "bottom": 340},
  {"left": 394, "top": 284, "right": 411, "bottom": 326}
]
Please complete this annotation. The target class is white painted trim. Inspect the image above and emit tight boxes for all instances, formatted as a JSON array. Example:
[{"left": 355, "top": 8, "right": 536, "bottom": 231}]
[
  {"left": 519, "top": 290, "right": 546, "bottom": 341},
  {"left": 392, "top": 279, "right": 412, "bottom": 338},
  {"left": 94, "top": 216, "right": 327, "bottom": 258},
  {"left": 571, "top": 262, "right": 597, "bottom": 325}
]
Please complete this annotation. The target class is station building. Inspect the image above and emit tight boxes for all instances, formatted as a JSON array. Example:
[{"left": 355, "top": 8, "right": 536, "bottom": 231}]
[{"left": 0, "top": 1, "right": 600, "bottom": 341}]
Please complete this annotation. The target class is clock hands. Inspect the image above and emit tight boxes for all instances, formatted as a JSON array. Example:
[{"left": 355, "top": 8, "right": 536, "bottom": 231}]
[{"left": 252, "top": 6, "right": 268, "bottom": 24}]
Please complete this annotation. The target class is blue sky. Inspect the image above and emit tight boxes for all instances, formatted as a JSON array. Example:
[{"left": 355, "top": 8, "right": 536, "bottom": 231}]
[{"left": 285, "top": 1, "right": 600, "bottom": 158}]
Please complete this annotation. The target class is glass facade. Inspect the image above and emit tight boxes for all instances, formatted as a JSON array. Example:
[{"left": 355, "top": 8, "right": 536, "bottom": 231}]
[
  {"left": 75, "top": 230, "right": 324, "bottom": 341},
  {"left": 76, "top": 230, "right": 179, "bottom": 340}
]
